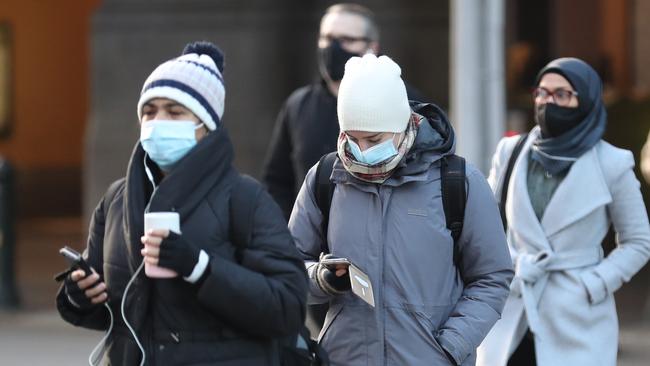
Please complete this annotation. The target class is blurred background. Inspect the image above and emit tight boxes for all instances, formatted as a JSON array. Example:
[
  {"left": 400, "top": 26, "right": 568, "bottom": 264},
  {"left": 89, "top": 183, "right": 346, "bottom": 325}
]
[{"left": 0, "top": 0, "right": 649, "bottom": 364}]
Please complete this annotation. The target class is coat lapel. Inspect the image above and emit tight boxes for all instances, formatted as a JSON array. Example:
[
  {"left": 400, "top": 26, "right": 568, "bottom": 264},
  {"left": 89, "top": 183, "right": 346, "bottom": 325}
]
[
  {"left": 541, "top": 146, "right": 611, "bottom": 237},
  {"left": 506, "top": 134, "right": 550, "bottom": 252}
]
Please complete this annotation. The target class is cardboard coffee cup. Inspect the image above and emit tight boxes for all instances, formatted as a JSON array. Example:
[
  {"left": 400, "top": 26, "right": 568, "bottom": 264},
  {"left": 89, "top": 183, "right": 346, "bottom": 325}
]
[{"left": 144, "top": 212, "right": 181, "bottom": 278}]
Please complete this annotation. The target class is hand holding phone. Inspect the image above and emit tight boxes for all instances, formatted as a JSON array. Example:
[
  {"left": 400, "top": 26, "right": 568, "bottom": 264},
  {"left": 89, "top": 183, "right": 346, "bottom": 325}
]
[
  {"left": 315, "top": 254, "right": 352, "bottom": 295},
  {"left": 58, "top": 246, "right": 108, "bottom": 307},
  {"left": 59, "top": 246, "right": 94, "bottom": 275}
]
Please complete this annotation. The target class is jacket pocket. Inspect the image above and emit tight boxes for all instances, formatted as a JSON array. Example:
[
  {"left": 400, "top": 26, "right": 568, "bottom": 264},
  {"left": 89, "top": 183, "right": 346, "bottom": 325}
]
[
  {"left": 166, "top": 339, "right": 271, "bottom": 366},
  {"left": 408, "top": 304, "right": 452, "bottom": 352},
  {"left": 579, "top": 269, "right": 608, "bottom": 305},
  {"left": 317, "top": 302, "right": 343, "bottom": 343},
  {"left": 385, "top": 304, "right": 455, "bottom": 364},
  {"left": 318, "top": 303, "right": 370, "bottom": 365}
]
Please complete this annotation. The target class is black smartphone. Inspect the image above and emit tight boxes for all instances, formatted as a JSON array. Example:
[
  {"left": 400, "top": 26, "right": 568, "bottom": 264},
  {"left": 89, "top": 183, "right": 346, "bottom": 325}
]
[{"left": 59, "top": 246, "right": 93, "bottom": 275}]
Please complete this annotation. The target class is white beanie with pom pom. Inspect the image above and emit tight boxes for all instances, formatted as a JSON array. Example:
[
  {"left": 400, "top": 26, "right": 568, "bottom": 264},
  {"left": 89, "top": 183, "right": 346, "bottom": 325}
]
[{"left": 337, "top": 54, "right": 411, "bottom": 133}]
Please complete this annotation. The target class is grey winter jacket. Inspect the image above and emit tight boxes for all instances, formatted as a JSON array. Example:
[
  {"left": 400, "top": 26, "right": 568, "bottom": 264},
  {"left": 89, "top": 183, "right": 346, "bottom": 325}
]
[{"left": 289, "top": 103, "right": 514, "bottom": 366}]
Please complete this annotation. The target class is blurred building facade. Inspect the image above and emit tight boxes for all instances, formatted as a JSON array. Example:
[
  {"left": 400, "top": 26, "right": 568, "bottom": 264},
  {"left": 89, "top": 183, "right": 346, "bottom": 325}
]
[
  {"left": 0, "top": 0, "right": 98, "bottom": 218},
  {"left": 84, "top": 0, "right": 450, "bottom": 219},
  {"left": 1, "top": 0, "right": 650, "bottom": 319}
]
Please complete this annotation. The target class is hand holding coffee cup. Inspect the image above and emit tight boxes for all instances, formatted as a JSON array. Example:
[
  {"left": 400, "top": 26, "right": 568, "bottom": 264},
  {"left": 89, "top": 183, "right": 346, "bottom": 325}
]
[{"left": 142, "top": 212, "right": 180, "bottom": 278}]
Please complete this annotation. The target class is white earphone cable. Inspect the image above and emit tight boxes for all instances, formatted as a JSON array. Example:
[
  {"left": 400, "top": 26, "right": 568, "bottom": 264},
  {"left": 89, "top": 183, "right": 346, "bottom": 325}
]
[
  {"left": 86, "top": 261, "right": 145, "bottom": 366},
  {"left": 87, "top": 303, "right": 113, "bottom": 366},
  {"left": 121, "top": 261, "right": 146, "bottom": 366}
]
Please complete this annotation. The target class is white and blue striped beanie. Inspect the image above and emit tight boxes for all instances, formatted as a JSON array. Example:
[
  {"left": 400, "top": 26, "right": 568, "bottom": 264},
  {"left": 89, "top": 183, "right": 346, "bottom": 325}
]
[{"left": 137, "top": 42, "right": 226, "bottom": 131}]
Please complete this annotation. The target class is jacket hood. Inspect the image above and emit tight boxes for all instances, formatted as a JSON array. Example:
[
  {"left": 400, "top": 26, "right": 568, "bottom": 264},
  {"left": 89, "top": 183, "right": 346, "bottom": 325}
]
[{"left": 391, "top": 102, "right": 456, "bottom": 179}]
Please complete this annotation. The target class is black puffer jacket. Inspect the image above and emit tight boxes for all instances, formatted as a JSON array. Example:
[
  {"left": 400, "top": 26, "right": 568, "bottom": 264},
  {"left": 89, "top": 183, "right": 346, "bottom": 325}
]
[{"left": 57, "top": 127, "right": 308, "bottom": 365}]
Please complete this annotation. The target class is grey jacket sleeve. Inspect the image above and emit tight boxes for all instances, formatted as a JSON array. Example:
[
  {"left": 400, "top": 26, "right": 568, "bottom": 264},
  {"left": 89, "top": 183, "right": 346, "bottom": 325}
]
[
  {"left": 288, "top": 165, "right": 334, "bottom": 304},
  {"left": 435, "top": 166, "right": 514, "bottom": 365}
]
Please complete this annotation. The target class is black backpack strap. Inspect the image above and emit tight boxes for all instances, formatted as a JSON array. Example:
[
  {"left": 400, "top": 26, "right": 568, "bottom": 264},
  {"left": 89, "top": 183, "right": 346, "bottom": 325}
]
[
  {"left": 499, "top": 133, "right": 528, "bottom": 230},
  {"left": 313, "top": 152, "right": 338, "bottom": 254},
  {"left": 229, "top": 175, "right": 263, "bottom": 262},
  {"left": 441, "top": 154, "right": 466, "bottom": 265}
]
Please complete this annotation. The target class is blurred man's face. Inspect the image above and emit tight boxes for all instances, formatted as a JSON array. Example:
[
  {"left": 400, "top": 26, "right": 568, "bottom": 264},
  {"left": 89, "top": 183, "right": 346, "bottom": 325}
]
[{"left": 319, "top": 12, "right": 376, "bottom": 55}]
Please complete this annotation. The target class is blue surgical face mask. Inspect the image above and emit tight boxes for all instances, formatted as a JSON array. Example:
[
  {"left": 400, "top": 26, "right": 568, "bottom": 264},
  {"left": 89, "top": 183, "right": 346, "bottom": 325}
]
[
  {"left": 140, "top": 120, "right": 203, "bottom": 171},
  {"left": 347, "top": 134, "right": 398, "bottom": 165}
]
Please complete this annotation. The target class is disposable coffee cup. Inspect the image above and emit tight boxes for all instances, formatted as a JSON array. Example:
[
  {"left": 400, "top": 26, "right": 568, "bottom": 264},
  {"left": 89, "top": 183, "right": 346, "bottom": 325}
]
[{"left": 144, "top": 212, "right": 181, "bottom": 278}]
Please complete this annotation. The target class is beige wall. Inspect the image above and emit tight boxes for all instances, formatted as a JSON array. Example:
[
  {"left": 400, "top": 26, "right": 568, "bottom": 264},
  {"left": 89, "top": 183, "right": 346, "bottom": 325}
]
[
  {"left": 0, "top": 0, "right": 98, "bottom": 216},
  {"left": 0, "top": 0, "right": 97, "bottom": 167}
]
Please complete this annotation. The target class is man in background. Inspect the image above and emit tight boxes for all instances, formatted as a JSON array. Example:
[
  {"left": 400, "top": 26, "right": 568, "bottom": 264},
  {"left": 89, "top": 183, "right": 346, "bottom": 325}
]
[{"left": 262, "top": 3, "right": 424, "bottom": 219}]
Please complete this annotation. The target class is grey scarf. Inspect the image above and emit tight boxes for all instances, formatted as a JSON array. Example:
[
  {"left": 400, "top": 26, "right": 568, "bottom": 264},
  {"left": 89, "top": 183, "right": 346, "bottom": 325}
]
[{"left": 530, "top": 58, "right": 606, "bottom": 175}]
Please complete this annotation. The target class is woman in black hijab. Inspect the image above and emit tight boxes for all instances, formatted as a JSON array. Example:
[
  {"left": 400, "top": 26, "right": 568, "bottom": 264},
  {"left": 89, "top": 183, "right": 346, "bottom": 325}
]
[{"left": 478, "top": 58, "right": 650, "bottom": 366}]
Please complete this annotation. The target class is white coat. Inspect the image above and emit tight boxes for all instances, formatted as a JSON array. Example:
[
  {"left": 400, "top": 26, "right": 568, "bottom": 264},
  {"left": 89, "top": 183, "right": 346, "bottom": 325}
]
[{"left": 477, "top": 128, "right": 650, "bottom": 366}]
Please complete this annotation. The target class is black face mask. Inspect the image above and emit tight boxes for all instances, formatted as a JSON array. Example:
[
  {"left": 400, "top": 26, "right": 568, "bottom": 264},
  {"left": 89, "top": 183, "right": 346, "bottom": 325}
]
[
  {"left": 318, "top": 39, "right": 361, "bottom": 82},
  {"left": 534, "top": 103, "right": 585, "bottom": 138}
]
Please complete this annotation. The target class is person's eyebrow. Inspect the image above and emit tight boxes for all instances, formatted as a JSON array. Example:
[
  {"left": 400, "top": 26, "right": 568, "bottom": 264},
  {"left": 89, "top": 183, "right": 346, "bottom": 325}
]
[
  {"left": 163, "top": 102, "right": 185, "bottom": 109},
  {"left": 366, "top": 133, "right": 383, "bottom": 139}
]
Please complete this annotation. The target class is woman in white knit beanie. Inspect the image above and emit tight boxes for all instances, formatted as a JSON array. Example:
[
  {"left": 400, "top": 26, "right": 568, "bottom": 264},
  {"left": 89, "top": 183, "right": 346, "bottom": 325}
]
[
  {"left": 289, "top": 53, "right": 513, "bottom": 366},
  {"left": 334, "top": 54, "right": 413, "bottom": 182}
]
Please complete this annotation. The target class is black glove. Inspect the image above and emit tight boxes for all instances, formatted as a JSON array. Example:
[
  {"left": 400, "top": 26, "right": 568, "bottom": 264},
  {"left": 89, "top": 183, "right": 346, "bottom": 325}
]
[
  {"left": 314, "top": 254, "right": 351, "bottom": 296},
  {"left": 158, "top": 231, "right": 201, "bottom": 278},
  {"left": 64, "top": 272, "right": 99, "bottom": 311}
]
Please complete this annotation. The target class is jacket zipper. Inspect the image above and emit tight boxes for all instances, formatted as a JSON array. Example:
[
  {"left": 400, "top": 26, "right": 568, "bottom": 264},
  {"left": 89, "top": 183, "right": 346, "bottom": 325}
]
[{"left": 378, "top": 185, "right": 392, "bottom": 365}]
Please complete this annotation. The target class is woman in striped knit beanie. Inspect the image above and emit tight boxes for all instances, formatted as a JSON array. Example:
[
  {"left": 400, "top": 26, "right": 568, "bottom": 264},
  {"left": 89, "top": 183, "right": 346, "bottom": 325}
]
[{"left": 56, "top": 41, "right": 308, "bottom": 365}]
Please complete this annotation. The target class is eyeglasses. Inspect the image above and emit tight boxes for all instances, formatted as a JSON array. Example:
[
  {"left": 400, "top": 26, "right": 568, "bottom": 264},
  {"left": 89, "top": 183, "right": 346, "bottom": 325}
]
[
  {"left": 319, "top": 34, "right": 371, "bottom": 46},
  {"left": 532, "top": 87, "right": 579, "bottom": 106}
]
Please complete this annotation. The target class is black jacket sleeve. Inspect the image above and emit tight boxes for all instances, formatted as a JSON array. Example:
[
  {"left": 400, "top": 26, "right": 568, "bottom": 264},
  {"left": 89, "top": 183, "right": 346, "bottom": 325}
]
[
  {"left": 261, "top": 99, "right": 297, "bottom": 220},
  {"left": 196, "top": 188, "right": 308, "bottom": 337},
  {"left": 56, "top": 180, "right": 124, "bottom": 331}
]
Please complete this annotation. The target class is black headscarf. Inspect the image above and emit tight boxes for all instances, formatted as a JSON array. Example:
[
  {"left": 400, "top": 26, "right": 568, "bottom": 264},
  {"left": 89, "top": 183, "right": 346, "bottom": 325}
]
[{"left": 530, "top": 57, "right": 607, "bottom": 175}]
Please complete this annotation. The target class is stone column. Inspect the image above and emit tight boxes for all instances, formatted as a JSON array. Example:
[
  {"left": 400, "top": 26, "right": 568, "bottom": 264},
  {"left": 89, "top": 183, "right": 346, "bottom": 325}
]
[
  {"left": 633, "top": 0, "right": 650, "bottom": 97},
  {"left": 450, "top": 0, "right": 506, "bottom": 173}
]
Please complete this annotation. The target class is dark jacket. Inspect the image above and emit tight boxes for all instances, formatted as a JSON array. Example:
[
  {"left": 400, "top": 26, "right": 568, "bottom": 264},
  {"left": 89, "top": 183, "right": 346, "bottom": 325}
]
[
  {"left": 262, "top": 80, "right": 425, "bottom": 219},
  {"left": 57, "top": 127, "right": 308, "bottom": 366}
]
